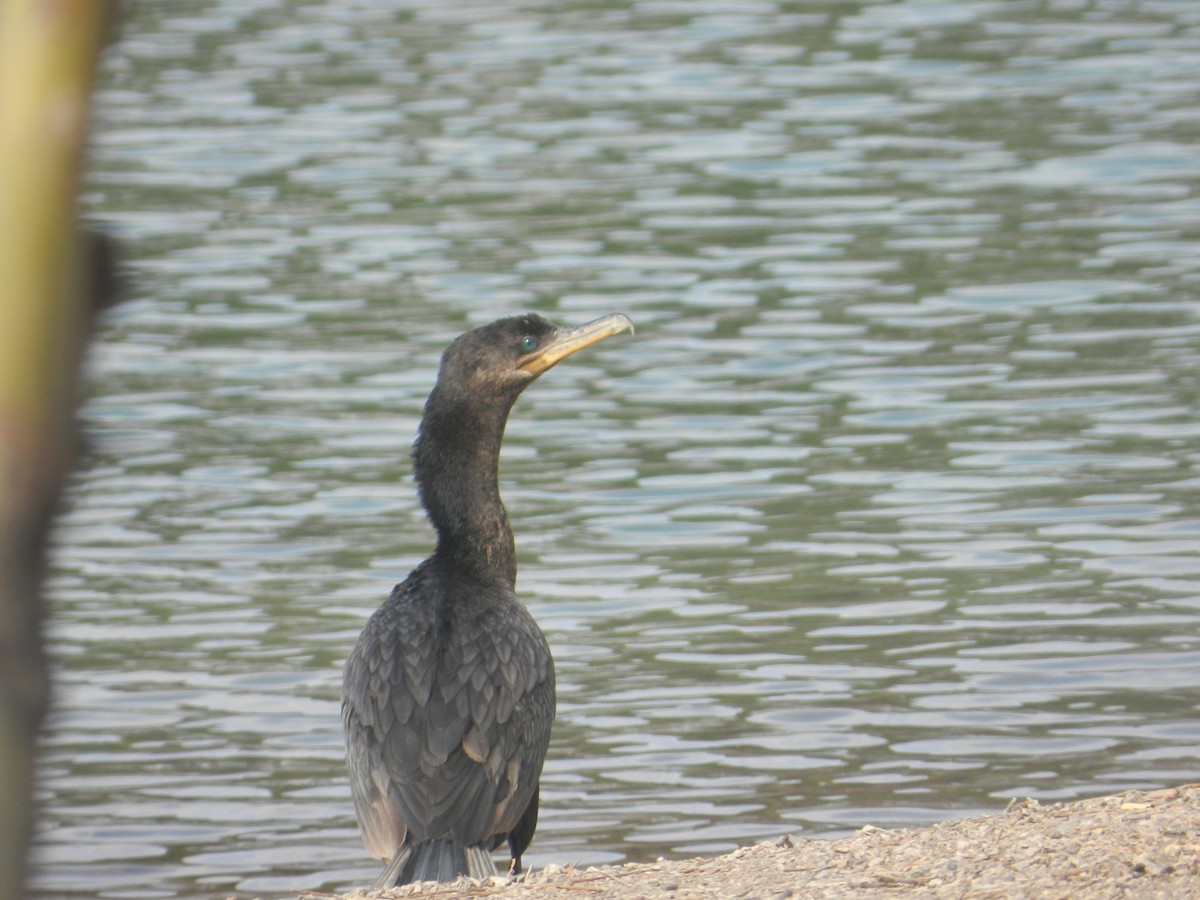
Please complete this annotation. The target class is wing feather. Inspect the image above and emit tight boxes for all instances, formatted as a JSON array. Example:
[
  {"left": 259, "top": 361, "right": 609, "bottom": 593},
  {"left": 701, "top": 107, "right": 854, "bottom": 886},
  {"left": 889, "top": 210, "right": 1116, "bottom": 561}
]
[{"left": 343, "top": 565, "right": 555, "bottom": 857}]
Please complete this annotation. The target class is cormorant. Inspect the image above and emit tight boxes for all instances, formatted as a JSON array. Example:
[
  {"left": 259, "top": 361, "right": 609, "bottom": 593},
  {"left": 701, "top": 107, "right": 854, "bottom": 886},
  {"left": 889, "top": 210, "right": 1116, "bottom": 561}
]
[{"left": 342, "top": 312, "right": 633, "bottom": 888}]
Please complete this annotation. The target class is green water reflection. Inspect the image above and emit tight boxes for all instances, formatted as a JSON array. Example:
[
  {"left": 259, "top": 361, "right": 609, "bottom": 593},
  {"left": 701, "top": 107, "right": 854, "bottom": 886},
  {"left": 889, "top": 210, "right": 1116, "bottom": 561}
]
[{"left": 43, "top": 0, "right": 1200, "bottom": 895}]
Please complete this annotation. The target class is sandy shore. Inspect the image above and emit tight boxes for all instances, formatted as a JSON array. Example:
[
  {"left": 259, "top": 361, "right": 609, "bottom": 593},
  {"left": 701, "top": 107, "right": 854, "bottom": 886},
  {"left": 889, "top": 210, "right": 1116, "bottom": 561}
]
[{"left": 301, "top": 784, "right": 1200, "bottom": 899}]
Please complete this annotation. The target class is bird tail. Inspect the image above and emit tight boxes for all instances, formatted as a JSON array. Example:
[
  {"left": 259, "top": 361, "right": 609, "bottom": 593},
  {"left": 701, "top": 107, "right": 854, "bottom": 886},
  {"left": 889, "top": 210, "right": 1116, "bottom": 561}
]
[{"left": 373, "top": 839, "right": 498, "bottom": 888}]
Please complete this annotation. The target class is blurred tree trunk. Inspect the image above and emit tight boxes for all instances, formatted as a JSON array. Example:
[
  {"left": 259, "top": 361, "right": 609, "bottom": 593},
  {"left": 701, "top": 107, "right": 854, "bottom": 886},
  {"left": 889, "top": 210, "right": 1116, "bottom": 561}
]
[{"left": 0, "top": 2, "right": 114, "bottom": 897}]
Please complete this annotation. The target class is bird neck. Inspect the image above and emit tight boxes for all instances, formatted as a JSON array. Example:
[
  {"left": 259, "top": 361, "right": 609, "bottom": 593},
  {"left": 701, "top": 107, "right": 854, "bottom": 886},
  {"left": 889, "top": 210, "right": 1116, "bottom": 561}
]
[{"left": 413, "top": 386, "right": 518, "bottom": 588}]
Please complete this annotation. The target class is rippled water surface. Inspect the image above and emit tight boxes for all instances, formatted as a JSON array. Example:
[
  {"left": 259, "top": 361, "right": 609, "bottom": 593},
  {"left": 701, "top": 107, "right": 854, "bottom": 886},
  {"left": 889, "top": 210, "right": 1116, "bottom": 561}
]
[{"left": 41, "top": 1, "right": 1200, "bottom": 896}]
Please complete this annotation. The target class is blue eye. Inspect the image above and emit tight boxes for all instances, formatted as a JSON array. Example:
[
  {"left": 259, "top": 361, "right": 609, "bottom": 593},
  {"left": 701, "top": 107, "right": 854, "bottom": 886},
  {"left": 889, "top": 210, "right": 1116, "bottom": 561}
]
[{"left": 520, "top": 335, "right": 537, "bottom": 352}]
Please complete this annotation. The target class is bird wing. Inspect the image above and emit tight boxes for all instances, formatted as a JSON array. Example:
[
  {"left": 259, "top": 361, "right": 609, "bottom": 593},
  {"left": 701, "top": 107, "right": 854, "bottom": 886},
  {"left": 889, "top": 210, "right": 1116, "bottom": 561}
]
[{"left": 343, "top": 571, "right": 555, "bottom": 859}]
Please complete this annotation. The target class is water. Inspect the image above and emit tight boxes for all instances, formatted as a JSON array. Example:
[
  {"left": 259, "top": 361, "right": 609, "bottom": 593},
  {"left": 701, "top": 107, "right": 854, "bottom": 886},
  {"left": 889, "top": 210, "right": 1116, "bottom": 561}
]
[{"left": 38, "top": 0, "right": 1200, "bottom": 896}]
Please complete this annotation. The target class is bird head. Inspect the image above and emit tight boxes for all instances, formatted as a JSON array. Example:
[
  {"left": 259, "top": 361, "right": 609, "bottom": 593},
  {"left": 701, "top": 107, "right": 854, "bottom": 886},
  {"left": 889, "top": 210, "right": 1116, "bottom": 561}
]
[{"left": 436, "top": 312, "right": 634, "bottom": 403}]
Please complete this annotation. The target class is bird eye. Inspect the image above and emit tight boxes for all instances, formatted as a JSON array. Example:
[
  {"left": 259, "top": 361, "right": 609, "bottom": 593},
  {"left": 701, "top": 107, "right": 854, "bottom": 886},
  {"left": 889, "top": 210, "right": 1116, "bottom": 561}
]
[{"left": 520, "top": 335, "right": 538, "bottom": 352}]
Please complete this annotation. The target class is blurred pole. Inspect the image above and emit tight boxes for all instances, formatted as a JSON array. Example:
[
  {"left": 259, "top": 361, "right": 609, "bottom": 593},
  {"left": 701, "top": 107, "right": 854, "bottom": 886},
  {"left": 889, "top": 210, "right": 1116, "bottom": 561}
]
[{"left": 0, "top": 2, "right": 114, "bottom": 897}]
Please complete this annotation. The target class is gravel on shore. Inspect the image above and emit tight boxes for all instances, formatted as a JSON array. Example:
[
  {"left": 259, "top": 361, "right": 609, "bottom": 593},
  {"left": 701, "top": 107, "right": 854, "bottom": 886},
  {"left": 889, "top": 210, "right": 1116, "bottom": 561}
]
[{"left": 298, "top": 784, "right": 1200, "bottom": 900}]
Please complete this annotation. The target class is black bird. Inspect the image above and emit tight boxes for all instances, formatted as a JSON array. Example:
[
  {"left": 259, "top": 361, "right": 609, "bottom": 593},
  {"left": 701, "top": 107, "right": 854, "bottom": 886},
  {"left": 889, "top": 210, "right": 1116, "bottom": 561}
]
[{"left": 342, "top": 312, "right": 633, "bottom": 887}]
